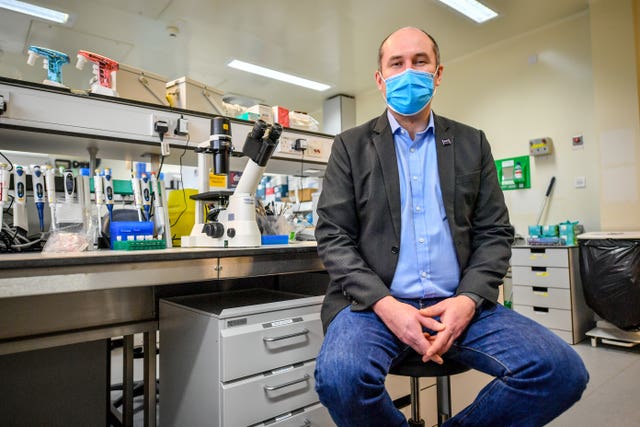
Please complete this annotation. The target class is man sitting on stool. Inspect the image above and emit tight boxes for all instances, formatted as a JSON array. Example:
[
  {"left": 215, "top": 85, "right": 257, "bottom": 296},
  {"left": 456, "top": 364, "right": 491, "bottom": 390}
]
[{"left": 314, "top": 26, "right": 589, "bottom": 427}]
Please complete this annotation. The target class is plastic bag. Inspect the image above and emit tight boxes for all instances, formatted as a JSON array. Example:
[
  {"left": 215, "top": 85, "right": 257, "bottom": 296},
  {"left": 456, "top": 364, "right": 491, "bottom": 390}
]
[
  {"left": 42, "top": 225, "right": 91, "bottom": 253},
  {"left": 579, "top": 238, "right": 640, "bottom": 329}
]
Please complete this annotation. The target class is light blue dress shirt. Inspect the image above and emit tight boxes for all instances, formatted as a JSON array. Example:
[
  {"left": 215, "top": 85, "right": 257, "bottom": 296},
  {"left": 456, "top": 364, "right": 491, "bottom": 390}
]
[{"left": 388, "top": 111, "right": 460, "bottom": 299}]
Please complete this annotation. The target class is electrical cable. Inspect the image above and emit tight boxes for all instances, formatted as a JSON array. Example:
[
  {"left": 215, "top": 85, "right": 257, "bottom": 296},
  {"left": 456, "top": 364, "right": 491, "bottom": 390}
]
[
  {"left": 295, "top": 149, "right": 305, "bottom": 212},
  {"left": 0, "top": 151, "right": 14, "bottom": 170},
  {"left": 170, "top": 133, "right": 191, "bottom": 229}
]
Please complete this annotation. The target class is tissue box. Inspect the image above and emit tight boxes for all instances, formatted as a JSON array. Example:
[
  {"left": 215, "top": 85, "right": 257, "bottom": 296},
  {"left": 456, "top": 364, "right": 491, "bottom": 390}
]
[
  {"left": 236, "top": 111, "right": 261, "bottom": 121},
  {"left": 528, "top": 225, "right": 542, "bottom": 238},
  {"left": 166, "top": 76, "right": 225, "bottom": 114},
  {"left": 246, "top": 104, "right": 274, "bottom": 124},
  {"left": 117, "top": 64, "right": 169, "bottom": 105},
  {"left": 542, "top": 224, "right": 559, "bottom": 237},
  {"left": 559, "top": 221, "right": 580, "bottom": 245}
]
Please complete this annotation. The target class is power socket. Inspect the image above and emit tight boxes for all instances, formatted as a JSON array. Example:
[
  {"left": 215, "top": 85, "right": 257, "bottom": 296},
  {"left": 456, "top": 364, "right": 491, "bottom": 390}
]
[
  {"left": 293, "top": 138, "right": 308, "bottom": 152},
  {"left": 175, "top": 117, "right": 189, "bottom": 136}
]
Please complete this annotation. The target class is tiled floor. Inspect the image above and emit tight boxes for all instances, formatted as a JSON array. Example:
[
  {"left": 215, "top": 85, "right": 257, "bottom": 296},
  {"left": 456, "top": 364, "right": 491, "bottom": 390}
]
[{"left": 548, "top": 340, "right": 640, "bottom": 426}]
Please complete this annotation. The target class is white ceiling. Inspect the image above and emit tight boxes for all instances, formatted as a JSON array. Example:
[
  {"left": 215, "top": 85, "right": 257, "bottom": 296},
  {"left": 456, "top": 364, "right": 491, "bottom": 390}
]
[{"left": 0, "top": 0, "right": 590, "bottom": 116}]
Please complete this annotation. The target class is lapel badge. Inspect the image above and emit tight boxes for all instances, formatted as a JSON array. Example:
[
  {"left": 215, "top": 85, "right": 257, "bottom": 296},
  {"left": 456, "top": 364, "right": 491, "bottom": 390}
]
[{"left": 441, "top": 138, "right": 452, "bottom": 146}]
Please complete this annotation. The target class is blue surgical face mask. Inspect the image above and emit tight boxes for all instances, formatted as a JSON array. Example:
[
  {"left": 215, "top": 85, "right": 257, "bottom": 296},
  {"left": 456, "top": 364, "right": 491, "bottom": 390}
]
[{"left": 384, "top": 68, "right": 436, "bottom": 116}]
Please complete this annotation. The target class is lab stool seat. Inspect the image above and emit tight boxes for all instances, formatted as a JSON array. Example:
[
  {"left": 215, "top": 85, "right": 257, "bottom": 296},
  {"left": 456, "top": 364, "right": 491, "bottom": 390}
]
[{"left": 389, "top": 352, "right": 470, "bottom": 427}]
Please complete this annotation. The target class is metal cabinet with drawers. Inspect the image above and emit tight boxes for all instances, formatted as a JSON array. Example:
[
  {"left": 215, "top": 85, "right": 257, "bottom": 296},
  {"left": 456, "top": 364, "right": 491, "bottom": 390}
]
[
  {"left": 511, "top": 246, "right": 594, "bottom": 344},
  {"left": 159, "top": 289, "right": 330, "bottom": 427}
]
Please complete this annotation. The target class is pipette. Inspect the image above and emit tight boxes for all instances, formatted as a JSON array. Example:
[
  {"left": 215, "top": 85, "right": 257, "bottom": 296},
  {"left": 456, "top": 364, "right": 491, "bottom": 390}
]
[
  {"left": 94, "top": 169, "right": 104, "bottom": 236},
  {"left": 150, "top": 172, "right": 165, "bottom": 240},
  {"left": 13, "top": 165, "right": 28, "bottom": 233},
  {"left": 141, "top": 173, "right": 151, "bottom": 222},
  {"left": 103, "top": 168, "right": 114, "bottom": 221},
  {"left": 26, "top": 46, "right": 70, "bottom": 87},
  {"left": 44, "top": 166, "right": 57, "bottom": 230},
  {"left": 30, "top": 165, "right": 46, "bottom": 232},
  {"left": 0, "top": 163, "right": 9, "bottom": 230},
  {"left": 63, "top": 169, "right": 75, "bottom": 203},
  {"left": 75, "top": 50, "right": 119, "bottom": 96},
  {"left": 131, "top": 173, "right": 144, "bottom": 221}
]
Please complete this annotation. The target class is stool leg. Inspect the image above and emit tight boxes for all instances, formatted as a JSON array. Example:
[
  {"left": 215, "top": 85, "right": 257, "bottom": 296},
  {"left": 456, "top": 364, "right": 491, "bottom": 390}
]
[
  {"left": 408, "top": 377, "right": 425, "bottom": 427},
  {"left": 436, "top": 376, "right": 453, "bottom": 427}
]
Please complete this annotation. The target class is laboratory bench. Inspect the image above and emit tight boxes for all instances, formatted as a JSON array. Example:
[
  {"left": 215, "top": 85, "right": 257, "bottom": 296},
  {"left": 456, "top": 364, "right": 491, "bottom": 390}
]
[
  {"left": 0, "top": 76, "right": 336, "bottom": 427},
  {"left": 0, "top": 243, "right": 327, "bottom": 427}
]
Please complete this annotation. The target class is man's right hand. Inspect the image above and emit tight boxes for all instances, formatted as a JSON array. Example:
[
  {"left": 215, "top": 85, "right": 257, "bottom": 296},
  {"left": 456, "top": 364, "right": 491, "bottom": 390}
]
[{"left": 372, "top": 296, "right": 445, "bottom": 364}]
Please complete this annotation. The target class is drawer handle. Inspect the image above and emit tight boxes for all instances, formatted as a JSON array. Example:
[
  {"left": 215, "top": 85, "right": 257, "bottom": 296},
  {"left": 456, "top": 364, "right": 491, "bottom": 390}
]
[
  {"left": 264, "top": 374, "right": 310, "bottom": 391},
  {"left": 263, "top": 328, "right": 310, "bottom": 343},
  {"left": 533, "top": 306, "right": 549, "bottom": 314},
  {"left": 532, "top": 286, "right": 548, "bottom": 296}
]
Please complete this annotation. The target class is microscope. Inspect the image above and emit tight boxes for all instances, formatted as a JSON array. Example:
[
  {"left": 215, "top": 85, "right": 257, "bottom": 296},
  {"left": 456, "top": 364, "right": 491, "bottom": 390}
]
[{"left": 181, "top": 117, "right": 283, "bottom": 247}]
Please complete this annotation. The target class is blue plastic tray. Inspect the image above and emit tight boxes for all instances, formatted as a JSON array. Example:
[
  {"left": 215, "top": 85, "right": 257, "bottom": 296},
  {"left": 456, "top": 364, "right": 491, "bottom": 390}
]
[{"left": 261, "top": 235, "right": 288, "bottom": 245}]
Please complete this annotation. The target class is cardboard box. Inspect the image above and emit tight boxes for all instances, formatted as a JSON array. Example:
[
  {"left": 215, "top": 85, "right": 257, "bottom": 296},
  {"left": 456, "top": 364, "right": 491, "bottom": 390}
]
[
  {"left": 246, "top": 104, "right": 274, "bottom": 124},
  {"left": 288, "top": 188, "right": 317, "bottom": 202},
  {"left": 272, "top": 106, "right": 290, "bottom": 127},
  {"left": 166, "top": 76, "right": 225, "bottom": 114},
  {"left": 116, "top": 64, "right": 169, "bottom": 106}
]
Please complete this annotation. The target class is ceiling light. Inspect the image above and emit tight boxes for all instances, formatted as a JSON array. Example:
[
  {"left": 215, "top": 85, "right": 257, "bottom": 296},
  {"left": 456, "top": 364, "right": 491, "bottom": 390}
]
[
  {"left": 0, "top": 0, "right": 69, "bottom": 24},
  {"left": 228, "top": 60, "right": 330, "bottom": 92},
  {"left": 435, "top": 0, "right": 498, "bottom": 24}
]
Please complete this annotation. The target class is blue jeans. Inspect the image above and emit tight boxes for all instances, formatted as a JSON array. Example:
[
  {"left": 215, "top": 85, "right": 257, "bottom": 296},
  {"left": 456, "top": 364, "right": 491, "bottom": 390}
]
[{"left": 315, "top": 299, "right": 589, "bottom": 426}]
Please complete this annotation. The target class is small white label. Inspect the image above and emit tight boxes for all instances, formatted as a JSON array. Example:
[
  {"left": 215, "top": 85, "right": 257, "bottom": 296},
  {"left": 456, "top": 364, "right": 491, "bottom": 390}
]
[{"left": 271, "top": 318, "right": 294, "bottom": 327}]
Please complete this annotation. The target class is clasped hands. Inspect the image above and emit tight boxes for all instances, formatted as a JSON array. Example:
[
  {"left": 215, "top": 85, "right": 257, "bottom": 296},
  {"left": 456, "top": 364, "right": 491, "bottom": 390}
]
[{"left": 373, "top": 295, "right": 476, "bottom": 364}]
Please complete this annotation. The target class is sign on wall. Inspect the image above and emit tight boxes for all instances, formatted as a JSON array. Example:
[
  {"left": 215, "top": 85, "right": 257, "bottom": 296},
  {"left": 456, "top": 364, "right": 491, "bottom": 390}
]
[{"left": 495, "top": 155, "right": 531, "bottom": 190}]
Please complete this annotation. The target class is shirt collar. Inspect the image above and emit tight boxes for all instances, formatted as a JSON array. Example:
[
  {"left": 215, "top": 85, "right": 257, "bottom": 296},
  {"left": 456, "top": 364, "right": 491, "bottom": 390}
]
[{"left": 386, "top": 109, "right": 435, "bottom": 137}]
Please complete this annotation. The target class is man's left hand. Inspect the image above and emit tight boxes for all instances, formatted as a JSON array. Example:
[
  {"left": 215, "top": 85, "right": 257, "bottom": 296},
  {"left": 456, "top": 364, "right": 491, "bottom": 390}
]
[{"left": 419, "top": 295, "right": 476, "bottom": 361}]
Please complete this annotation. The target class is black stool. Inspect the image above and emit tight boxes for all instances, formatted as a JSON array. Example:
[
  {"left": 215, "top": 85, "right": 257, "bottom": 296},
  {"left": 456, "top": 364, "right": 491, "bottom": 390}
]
[{"left": 389, "top": 352, "right": 470, "bottom": 427}]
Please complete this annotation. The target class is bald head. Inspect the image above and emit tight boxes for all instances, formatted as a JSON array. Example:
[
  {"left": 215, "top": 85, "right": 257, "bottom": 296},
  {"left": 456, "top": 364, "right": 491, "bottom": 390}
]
[{"left": 377, "top": 27, "right": 440, "bottom": 71}]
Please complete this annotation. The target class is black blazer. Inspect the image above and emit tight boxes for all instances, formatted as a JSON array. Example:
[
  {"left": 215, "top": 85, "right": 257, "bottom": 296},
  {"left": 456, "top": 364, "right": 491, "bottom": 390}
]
[{"left": 315, "top": 111, "right": 514, "bottom": 331}]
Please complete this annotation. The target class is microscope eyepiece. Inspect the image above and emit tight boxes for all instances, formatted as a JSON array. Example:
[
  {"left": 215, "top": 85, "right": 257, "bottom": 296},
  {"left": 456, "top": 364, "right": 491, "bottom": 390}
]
[
  {"left": 249, "top": 119, "right": 268, "bottom": 140},
  {"left": 267, "top": 123, "right": 283, "bottom": 143}
]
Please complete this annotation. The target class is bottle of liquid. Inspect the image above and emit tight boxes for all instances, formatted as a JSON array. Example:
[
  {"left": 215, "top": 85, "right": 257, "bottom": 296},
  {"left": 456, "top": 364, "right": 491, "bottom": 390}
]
[{"left": 513, "top": 162, "right": 524, "bottom": 184}]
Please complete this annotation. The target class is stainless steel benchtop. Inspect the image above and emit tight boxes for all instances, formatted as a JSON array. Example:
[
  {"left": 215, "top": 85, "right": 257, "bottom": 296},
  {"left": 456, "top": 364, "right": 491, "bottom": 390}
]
[{"left": 0, "top": 242, "right": 323, "bottom": 298}]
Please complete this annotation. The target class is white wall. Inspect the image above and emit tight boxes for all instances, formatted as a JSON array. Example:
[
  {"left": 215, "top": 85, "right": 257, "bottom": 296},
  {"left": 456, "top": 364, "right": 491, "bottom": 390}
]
[
  {"left": 590, "top": 0, "right": 640, "bottom": 231},
  {"left": 355, "top": 12, "right": 600, "bottom": 236}
]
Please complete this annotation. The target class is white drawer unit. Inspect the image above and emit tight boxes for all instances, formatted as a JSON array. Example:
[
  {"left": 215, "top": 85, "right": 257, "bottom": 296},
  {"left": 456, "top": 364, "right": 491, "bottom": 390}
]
[
  {"left": 248, "top": 402, "right": 333, "bottom": 427},
  {"left": 511, "top": 246, "right": 594, "bottom": 344},
  {"left": 160, "top": 289, "right": 327, "bottom": 427}
]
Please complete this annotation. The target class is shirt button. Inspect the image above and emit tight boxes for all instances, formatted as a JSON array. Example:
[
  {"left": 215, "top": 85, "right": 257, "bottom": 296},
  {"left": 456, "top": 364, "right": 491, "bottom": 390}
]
[
  {"left": 421, "top": 271, "right": 427, "bottom": 278},
  {"left": 418, "top": 238, "right": 425, "bottom": 243},
  {"left": 410, "top": 148, "right": 415, "bottom": 153},
  {"left": 416, "top": 206, "right": 421, "bottom": 212},
  {"left": 412, "top": 176, "right": 418, "bottom": 181}
]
